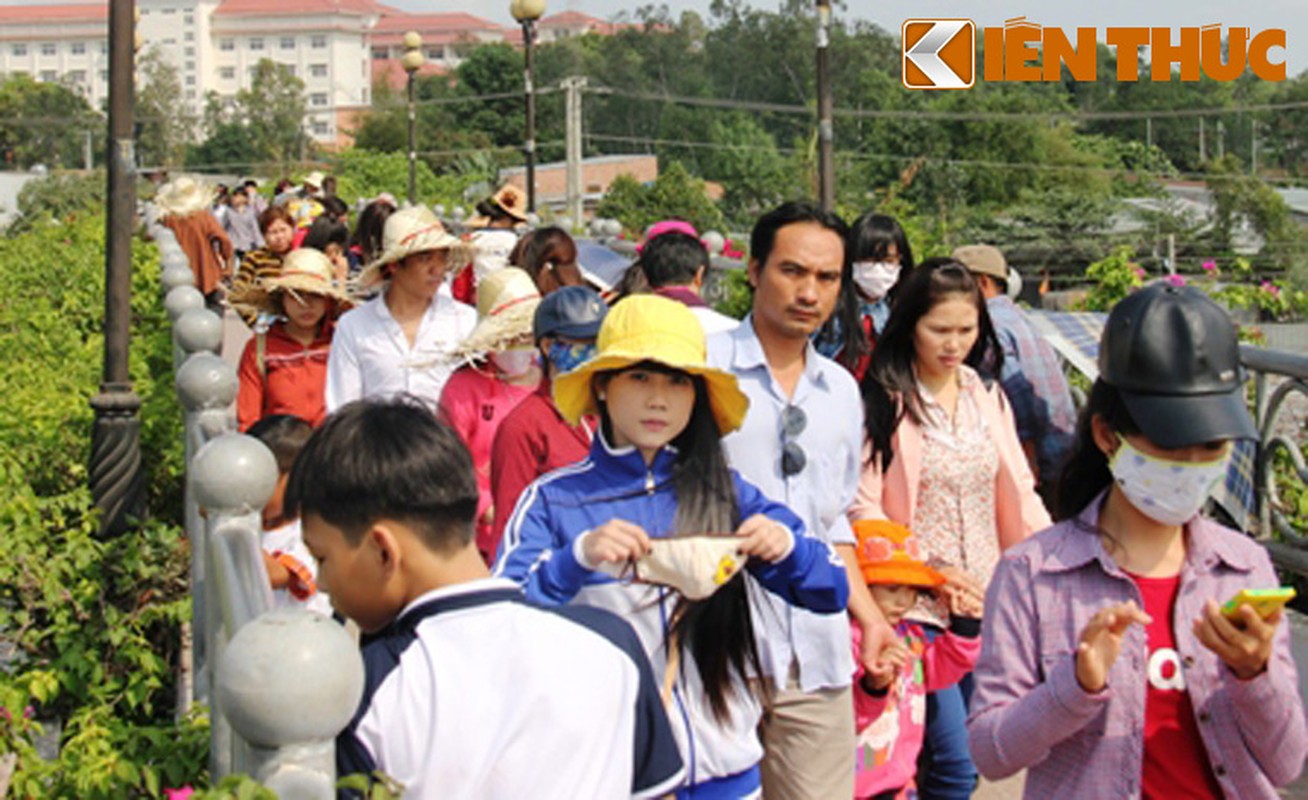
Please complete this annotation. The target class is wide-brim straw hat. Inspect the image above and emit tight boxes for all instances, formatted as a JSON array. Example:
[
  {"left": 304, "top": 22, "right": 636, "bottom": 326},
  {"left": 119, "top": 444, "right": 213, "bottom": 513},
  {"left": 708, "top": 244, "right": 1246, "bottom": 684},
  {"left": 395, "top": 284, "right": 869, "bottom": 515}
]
[
  {"left": 302, "top": 171, "right": 326, "bottom": 190},
  {"left": 468, "top": 184, "right": 530, "bottom": 227},
  {"left": 250, "top": 248, "right": 352, "bottom": 316},
  {"left": 553, "top": 294, "right": 749, "bottom": 435},
  {"left": 356, "top": 206, "right": 473, "bottom": 289},
  {"left": 155, "top": 176, "right": 215, "bottom": 218},
  {"left": 852, "top": 519, "right": 945, "bottom": 588},
  {"left": 456, "top": 267, "right": 541, "bottom": 357}
]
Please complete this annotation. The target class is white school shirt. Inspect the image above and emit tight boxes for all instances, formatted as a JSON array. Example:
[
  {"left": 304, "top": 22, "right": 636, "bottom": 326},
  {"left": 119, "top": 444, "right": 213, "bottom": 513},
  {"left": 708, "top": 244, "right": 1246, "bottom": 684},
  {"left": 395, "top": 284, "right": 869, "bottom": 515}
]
[
  {"left": 707, "top": 316, "right": 862, "bottom": 692},
  {"left": 339, "top": 578, "right": 685, "bottom": 800},
  {"left": 262, "top": 519, "right": 332, "bottom": 617},
  {"left": 325, "top": 291, "right": 477, "bottom": 411}
]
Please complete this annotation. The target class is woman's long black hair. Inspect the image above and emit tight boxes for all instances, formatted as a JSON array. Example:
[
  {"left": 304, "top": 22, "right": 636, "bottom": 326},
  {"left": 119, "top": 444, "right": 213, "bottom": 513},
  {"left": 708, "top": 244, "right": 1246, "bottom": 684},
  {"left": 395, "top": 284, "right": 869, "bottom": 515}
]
[
  {"left": 1054, "top": 379, "right": 1141, "bottom": 522},
  {"left": 597, "top": 361, "right": 763, "bottom": 723},
  {"left": 818, "top": 213, "right": 915, "bottom": 372},
  {"left": 860, "top": 259, "right": 1002, "bottom": 473}
]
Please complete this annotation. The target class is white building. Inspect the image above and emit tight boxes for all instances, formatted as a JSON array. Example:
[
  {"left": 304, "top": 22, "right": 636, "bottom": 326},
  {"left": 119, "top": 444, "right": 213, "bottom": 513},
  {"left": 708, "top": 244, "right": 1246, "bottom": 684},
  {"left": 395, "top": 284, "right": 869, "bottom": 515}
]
[{"left": 0, "top": 3, "right": 622, "bottom": 146}]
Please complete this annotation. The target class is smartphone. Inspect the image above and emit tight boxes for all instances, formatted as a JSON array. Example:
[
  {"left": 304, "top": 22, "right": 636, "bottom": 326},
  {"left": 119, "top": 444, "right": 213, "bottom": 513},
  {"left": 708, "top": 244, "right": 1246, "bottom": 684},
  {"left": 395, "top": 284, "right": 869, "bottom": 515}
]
[{"left": 1221, "top": 587, "right": 1297, "bottom": 620}]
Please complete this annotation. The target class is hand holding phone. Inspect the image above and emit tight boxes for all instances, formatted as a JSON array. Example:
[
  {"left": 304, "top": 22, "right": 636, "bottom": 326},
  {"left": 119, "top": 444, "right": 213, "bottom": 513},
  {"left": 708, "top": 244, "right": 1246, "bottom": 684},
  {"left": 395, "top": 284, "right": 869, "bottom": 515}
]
[{"left": 1220, "top": 587, "right": 1296, "bottom": 621}]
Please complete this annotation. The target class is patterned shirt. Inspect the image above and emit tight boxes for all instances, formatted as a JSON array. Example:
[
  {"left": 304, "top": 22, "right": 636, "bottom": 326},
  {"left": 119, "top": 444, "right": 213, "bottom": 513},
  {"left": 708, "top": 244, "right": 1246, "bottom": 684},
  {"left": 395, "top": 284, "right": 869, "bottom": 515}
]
[
  {"left": 909, "top": 367, "right": 999, "bottom": 627},
  {"left": 229, "top": 247, "right": 285, "bottom": 325},
  {"left": 968, "top": 493, "right": 1308, "bottom": 799},
  {"left": 985, "top": 296, "right": 1076, "bottom": 483}
]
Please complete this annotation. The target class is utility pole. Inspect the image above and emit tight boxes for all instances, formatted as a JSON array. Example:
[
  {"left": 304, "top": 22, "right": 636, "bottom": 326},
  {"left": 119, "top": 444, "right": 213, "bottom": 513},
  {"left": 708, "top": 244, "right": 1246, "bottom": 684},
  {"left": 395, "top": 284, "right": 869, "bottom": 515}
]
[
  {"left": 89, "top": 0, "right": 143, "bottom": 537},
  {"left": 1216, "top": 119, "right": 1225, "bottom": 160},
  {"left": 815, "top": 0, "right": 834, "bottom": 211},
  {"left": 1146, "top": 117, "right": 1153, "bottom": 148},
  {"left": 1252, "top": 118, "right": 1259, "bottom": 175},
  {"left": 1199, "top": 117, "right": 1207, "bottom": 163},
  {"left": 84, "top": 130, "right": 93, "bottom": 171},
  {"left": 563, "top": 76, "right": 586, "bottom": 229}
]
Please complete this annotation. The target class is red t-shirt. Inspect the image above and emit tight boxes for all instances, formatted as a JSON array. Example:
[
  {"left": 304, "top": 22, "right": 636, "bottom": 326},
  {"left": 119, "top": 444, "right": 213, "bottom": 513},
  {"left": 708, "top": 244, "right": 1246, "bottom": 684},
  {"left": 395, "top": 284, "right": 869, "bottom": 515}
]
[{"left": 1129, "top": 572, "right": 1223, "bottom": 799}]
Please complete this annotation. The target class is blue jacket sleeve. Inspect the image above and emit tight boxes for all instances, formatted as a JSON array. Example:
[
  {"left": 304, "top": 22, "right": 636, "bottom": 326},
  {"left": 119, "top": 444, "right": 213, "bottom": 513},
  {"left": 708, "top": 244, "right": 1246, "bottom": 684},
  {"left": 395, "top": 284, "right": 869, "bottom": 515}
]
[
  {"left": 492, "top": 480, "right": 592, "bottom": 605},
  {"left": 733, "top": 472, "right": 849, "bottom": 614}
]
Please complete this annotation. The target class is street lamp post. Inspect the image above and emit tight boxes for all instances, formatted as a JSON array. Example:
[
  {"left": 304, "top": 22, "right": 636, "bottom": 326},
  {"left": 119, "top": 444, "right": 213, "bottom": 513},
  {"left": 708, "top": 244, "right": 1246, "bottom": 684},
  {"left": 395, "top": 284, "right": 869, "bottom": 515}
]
[
  {"left": 815, "top": 0, "right": 835, "bottom": 212},
  {"left": 511, "top": 0, "right": 546, "bottom": 213},
  {"left": 401, "top": 31, "right": 425, "bottom": 206},
  {"left": 89, "top": 0, "right": 143, "bottom": 537}
]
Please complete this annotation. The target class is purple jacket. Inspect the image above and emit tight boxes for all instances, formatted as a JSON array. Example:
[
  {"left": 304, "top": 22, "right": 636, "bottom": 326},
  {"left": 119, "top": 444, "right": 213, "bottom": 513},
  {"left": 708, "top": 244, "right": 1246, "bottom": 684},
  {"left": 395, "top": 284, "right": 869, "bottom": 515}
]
[{"left": 968, "top": 493, "right": 1307, "bottom": 798}]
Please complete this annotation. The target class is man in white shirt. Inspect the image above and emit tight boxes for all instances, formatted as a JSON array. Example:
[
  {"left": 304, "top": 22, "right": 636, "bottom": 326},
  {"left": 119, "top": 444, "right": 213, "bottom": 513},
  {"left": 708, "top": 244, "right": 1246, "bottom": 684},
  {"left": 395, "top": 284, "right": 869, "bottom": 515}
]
[
  {"left": 326, "top": 207, "right": 477, "bottom": 411},
  {"left": 641, "top": 231, "right": 739, "bottom": 336},
  {"left": 707, "top": 202, "right": 891, "bottom": 800}
]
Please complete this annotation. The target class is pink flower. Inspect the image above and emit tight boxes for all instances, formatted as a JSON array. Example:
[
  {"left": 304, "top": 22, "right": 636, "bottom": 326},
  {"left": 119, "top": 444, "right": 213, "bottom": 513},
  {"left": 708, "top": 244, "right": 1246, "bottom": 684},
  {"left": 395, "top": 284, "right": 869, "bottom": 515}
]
[
  {"left": 1261, "top": 281, "right": 1281, "bottom": 297},
  {"left": 164, "top": 788, "right": 194, "bottom": 800},
  {"left": 1164, "top": 274, "right": 1187, "bottom": 287},
  {"left": 1202, "top": 260, "right": 1217, "bottom": 273},
  {"left": 1133, "top": 266, "right": 1147, "bottom": 279}
]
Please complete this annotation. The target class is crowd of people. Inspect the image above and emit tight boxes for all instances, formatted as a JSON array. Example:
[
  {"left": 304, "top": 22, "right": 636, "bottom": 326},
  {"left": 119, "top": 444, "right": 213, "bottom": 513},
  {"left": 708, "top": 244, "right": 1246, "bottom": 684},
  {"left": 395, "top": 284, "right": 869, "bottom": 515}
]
[{"left": 150, "top": 174, "right": 1307, "bottom": 799}]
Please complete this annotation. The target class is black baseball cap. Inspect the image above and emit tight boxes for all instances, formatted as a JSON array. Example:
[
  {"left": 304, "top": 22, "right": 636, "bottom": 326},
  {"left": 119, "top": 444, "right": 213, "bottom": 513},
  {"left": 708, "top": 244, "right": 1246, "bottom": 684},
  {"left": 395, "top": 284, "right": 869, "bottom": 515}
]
[
  {"left": 533, "top": 285, "right": 608, "bottom": 342},
  {"left": 1099, "top": 283, "right": 1256, "bottom": 449}
]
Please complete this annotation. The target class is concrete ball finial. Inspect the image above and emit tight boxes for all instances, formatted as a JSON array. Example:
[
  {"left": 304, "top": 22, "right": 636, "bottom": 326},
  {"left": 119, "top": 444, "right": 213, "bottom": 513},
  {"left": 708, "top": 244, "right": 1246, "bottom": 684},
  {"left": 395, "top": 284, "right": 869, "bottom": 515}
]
[
  {"left": 190, "top": 433, "right": 278, "bottom": 514},
  {"left": 162, "top": 262, "right": 196, "bottom": 292},
  {"left": 701, "top": 231, "right": 725, "bottom": 255},
  {"left": 217, "top": 610, "right": 365, "bottom": 746},
  {"left": 164, "top": 285, "right": 206, "bottom": 322},
  {"left": 175, "top": 308, "right": 223, "bottom": 354},
  {"left": 175, "top": 352, "right": 238, "bottom": 412}
]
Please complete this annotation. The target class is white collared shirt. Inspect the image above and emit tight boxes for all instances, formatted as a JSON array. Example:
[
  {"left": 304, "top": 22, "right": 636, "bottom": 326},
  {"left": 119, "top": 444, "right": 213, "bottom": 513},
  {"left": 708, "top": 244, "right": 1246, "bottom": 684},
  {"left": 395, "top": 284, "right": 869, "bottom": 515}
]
[
  {"left": 325, "top": 291, "right": 477, "bottom": 411},
  {"left": 707, "top": 315, "right": 862, "bottom": 692}
]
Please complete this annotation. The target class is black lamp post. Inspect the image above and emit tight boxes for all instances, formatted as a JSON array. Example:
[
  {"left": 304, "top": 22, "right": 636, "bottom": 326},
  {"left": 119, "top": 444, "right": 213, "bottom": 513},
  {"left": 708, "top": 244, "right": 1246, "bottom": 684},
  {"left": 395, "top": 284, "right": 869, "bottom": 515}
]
[
  {"left": 511, "top": 0, "right": 546, "bottom": 213},
  {"left": 401, "top": 31, "right": 425, "bottom": 206},
  {"left": 90, "top": 0, "right": 143, "bottom": 537}
]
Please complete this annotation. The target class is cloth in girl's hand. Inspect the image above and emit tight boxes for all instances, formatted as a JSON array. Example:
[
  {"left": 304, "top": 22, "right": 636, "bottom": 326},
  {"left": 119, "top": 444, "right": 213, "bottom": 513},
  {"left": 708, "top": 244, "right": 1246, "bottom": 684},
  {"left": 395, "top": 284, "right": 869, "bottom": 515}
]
[{"left": 613, "top": 536, "right": 744, "bottom": 599}]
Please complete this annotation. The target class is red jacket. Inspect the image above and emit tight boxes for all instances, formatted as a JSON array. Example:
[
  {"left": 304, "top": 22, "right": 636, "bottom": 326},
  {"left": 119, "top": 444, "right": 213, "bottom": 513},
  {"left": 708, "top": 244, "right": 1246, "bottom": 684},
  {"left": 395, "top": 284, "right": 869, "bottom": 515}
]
[
  {"left": 488, "top": 382, "right": 592, "bottom": 561},
  {"left": 237, "top": 320, "right": 334, "bottom": 431}
]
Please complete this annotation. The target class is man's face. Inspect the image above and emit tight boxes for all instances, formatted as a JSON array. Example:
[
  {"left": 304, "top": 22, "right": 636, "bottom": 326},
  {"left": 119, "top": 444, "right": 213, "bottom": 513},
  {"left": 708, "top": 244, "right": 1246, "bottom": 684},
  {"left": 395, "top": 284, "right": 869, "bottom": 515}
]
[{"left": 749, "top": 222, "right": 844, "bottom": 341}]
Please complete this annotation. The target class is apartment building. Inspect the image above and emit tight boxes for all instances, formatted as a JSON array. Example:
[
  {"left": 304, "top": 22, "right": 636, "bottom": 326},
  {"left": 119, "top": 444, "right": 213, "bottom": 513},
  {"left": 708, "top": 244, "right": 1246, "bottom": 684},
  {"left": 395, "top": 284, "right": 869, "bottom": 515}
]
[{"left": 0, "top": 2, "right": 619, "bottom": 144}]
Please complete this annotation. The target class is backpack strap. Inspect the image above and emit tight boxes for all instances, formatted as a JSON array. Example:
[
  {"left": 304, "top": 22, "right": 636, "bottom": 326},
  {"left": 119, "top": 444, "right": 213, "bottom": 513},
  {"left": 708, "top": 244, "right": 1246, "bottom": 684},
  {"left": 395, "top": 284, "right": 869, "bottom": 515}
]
[{"left": 256, "top": 332, "right": 267, "bottom": 380}]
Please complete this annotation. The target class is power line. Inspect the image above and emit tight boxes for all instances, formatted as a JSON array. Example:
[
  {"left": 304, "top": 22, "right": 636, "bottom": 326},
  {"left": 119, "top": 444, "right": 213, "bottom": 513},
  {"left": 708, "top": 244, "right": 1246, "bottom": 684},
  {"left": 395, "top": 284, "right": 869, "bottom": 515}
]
[{"left": 587, "top": 85, "right": 1308, "bottom": 123}]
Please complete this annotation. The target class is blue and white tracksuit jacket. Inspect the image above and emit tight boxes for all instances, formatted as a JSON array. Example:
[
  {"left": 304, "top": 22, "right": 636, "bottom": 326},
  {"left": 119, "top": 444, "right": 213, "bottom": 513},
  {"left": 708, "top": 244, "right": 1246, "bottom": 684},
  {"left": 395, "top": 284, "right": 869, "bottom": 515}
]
[{"left": 495, "top": 433, "right": 850, "bottom": 798}]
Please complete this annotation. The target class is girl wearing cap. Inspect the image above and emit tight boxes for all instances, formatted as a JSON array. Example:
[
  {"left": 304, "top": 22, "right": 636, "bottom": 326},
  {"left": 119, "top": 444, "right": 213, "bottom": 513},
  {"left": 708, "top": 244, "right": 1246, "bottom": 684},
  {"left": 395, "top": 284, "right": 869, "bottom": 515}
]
[
  {"left": 236, "top": 248, "right": 349, "bottom": 431},
  {"left": 496, "top": 294, "right": 849, "bottom": 799},
  {"left": 850, "top": 520, "right": 982, "bottom": 800},
  {"left": 968, "top": 284, "right": 1307, "bottom": 798},
  {"left": 853, "top": 259, "right": 1050, "bottom": 798},
  {"left": 488, "top": 285, "right": 608, "bottom": 556},
  {"left": 325, "top": 206, "right": 478, "bottom": 410},
  {"left": 817, "top": 213, "right": 915, "bottom": 381},
  {"left": 439, "top": 268, "right": 543, "bottom": 563}
]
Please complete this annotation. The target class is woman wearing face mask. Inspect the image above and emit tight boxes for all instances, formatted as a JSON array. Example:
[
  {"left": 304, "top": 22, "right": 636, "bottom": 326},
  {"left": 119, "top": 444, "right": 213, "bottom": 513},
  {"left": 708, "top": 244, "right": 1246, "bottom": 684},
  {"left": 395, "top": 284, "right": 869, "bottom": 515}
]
[
  {"left": 816, "top": 213, "right": 915, "bottom": 380},
  {"left": 852, "top": 259, "right": 1050, "bottom": 798},
  {"left": 968, "top": 284, "right": 1307, "bottom": 798},
  {"left": 488, "top": 286, "right": 608, "bottom": 556},
  {"left": 439, "top": 268, "right": 543, "bottom": 563},
  {"left": 497, "top": 295, "right": 849, "bottom": 799}
]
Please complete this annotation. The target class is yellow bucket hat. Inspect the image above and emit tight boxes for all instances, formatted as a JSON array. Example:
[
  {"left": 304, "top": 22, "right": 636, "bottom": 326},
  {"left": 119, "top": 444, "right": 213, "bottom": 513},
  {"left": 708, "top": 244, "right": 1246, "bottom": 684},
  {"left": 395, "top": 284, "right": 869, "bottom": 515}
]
[{"left": 553, "top": 294, "right": 749, "bottom": 435}]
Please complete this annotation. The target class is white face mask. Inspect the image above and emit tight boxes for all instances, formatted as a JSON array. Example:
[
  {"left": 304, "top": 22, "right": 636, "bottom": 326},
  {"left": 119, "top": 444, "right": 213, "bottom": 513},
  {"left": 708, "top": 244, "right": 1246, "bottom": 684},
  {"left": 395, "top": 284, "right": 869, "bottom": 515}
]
[
  {"left": 597, "top": 536, "right": 745, "bottom": 600},
  {"left": 852, "top": 261, "right": 901, "bottom": 301},
  {"left": 1109, "top": 438, "right": 1230, "bottom": 526},
  {"left": 491, "top": 347, "right": 538, "bottom": 378}
]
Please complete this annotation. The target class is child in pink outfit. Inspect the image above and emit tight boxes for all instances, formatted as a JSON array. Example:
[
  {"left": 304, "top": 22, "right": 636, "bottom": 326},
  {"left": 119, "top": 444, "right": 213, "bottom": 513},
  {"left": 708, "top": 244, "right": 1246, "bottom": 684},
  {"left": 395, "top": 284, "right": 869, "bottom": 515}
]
[{"left": 851, "top": 520, "right": 983, "bottom": 799}]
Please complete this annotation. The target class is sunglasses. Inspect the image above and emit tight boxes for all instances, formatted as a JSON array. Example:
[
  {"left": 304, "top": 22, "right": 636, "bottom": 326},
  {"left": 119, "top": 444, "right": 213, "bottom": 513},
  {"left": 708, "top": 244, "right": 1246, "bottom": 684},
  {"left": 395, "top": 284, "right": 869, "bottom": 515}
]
[{"left": 781, "top": 404, "right": 807, "bottom": 477}]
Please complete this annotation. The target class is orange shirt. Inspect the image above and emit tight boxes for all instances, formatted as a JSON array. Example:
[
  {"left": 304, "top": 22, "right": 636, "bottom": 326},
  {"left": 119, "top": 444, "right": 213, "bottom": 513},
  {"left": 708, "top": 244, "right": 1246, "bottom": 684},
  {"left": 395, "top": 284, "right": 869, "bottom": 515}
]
[
  {"left": 237, "top": 319, "right": 334, "bottom": 431},
  {"left": 161, "top": 211, "right": 233, "bottom": 295}
]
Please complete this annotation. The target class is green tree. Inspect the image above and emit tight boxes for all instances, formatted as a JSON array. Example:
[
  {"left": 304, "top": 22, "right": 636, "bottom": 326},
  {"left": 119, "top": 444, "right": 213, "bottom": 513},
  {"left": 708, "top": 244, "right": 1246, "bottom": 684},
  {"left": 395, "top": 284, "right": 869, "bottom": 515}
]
[
  {"left": 595, "top": 161, "right": 725, "bottom": 234},
  {"left": 0, "top": 74, "right": 100, "bottom": 169},
  {"left": 136, "top": 47, "right": 191, "bottom": 169},
  {"left": 237, "top": 59, "right": 310, "bottom": 166}
]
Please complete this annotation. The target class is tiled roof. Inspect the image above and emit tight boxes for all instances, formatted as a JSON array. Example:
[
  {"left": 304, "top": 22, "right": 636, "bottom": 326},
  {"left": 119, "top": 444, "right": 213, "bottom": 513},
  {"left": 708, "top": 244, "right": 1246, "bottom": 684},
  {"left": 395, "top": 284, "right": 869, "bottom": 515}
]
[
  {"left": 0, "top": 3, "right": 107, "bottom": 23},
  {"left": 372, "top": 12, "right": 500, "bottom": 33},
  {"left": 214, "top": 0, "right": 386, "bottom": 17}
]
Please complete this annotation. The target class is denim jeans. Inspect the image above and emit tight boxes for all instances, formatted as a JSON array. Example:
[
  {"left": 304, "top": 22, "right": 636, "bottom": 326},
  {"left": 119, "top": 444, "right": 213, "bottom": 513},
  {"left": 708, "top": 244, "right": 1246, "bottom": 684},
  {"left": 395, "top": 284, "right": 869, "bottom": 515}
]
[{"left": 916, "top": 628, "right": 977, "bottom": 799}]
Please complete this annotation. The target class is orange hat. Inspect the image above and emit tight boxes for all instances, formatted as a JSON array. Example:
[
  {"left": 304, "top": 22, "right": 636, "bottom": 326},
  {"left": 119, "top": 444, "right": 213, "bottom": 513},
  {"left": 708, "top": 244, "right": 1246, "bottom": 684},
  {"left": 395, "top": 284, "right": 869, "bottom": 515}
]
[{"left": 853, "top": 519, "right": 945, "bottom": 588}]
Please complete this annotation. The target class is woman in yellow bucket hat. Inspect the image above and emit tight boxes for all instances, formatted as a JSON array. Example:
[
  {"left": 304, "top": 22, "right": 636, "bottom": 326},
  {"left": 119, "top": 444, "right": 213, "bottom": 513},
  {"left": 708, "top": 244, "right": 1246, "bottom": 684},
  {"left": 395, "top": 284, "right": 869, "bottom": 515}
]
[{"left": 496, "top": 293, "right": 851, "bottom": 799}]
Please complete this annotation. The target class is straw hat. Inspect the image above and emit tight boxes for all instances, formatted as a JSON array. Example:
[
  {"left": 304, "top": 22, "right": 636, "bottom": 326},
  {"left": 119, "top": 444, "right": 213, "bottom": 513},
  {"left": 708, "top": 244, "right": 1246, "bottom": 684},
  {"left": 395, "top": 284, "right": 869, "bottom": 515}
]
[
  {"left": 456, "top": 267, "right": 542, "bottom": 357},
  {"left": 553, "top": 294, "right": 749, "bottom": 435},
  {"left": 302, "top": 171, "right": 326, "bottom": 190},
  {"left": 469, "top": 184, "right": 530, "bottom": 227},
  {"left": 252, "top": 248, "right": 352, "bottom": 316},
  {"left": 852, "top": 520, "right": 945, "bottom": 588},
  {"left": 155, "top": 176, "right": 215, "bottom": 218},
  {"left": 356, "top": 206, "right": 473, "bottom": 289}
]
